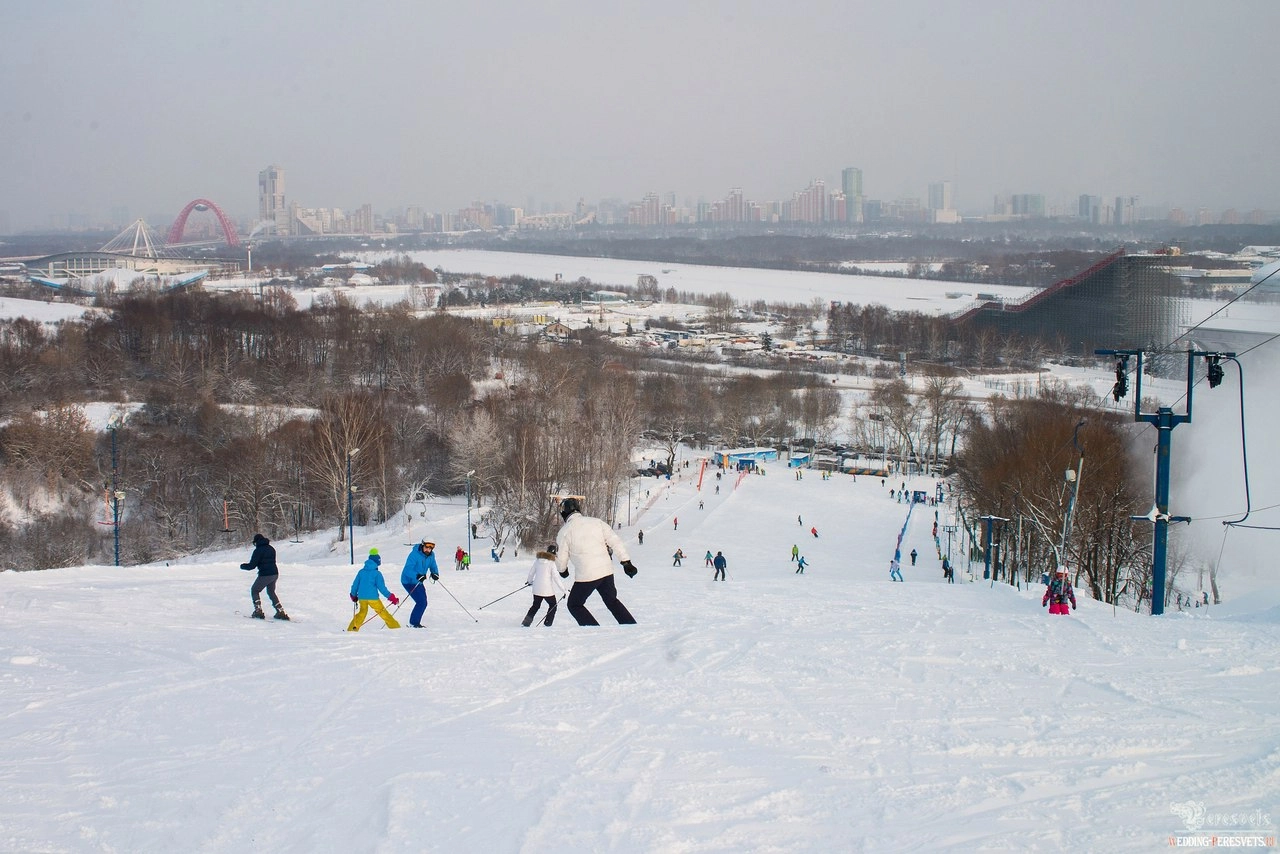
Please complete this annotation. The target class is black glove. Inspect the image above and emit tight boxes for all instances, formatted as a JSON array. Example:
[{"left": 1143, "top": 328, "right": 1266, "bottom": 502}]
[
  {"left": 430, "top": 575, "right": 438, "bottom": 584},
  {"left": 240, "top": 563, "right": 251, "bottom": 570},
  {"left": 350, "top": 593, "right": 358, "bottom": 603},
  {"left": 621, "top": 560, "right": 638, "bottom": 578},
  {"left": 559, "top": 569, "right": 569, "bottom": 579},
  {"left": 416, "top": 574, "right": 427, "bottom": 582}
]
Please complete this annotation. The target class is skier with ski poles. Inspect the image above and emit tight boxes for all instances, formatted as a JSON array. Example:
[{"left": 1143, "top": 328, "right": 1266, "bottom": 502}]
[
  {"left": 555, "top": 497, "right": 638, "bottom": 626},
  {"left": 346, "top": 548, "right": 400, "bottom": 631},
  {"left": 400, "top": 538, "right": 440, "bottom": 629},
  {"left": 239, "top": 532, "right": 289, "bottom": 620},
  {"left": 522, "top": 544, "right": 566, "bottom": 627},
  {"left": 712, "top": 550, "right": 727, "bottom": 581}
]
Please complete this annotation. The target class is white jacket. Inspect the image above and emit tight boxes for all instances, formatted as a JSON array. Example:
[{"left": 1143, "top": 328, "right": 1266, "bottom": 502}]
[
  {"left": 555, "top": 512, "right": 630, "bottom": 583},
  {"left": 526, "top": 552, "right": 567, "bottom": 597}
]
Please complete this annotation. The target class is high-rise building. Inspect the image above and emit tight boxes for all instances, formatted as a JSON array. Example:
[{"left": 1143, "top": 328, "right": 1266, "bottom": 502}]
[
  {"left": 927, "top": 181, "right": 953, "bottom": 212},
  {"left": 1114, "top": 196, "right": 1138, "bottom": 226},
  {"left": 927, "top": 181, "right": 957, "bottom": 222},
  {"left": 1078, "top": 195, "right": 1102, "bottom": 224},
  {"left": 1011, "top": 194, "right": 1046, "bottom": 218},
  {"left": 258, "top": 165, "right": 288, "bottom": 235},
  {"left": 842, "top": 167, "right": 864, "bottom": 223}
]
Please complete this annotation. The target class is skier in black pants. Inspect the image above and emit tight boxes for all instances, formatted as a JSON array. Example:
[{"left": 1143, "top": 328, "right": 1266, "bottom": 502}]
[
  {"left": 555, "top": 497, "right": 638, "bottom": 626},
  {"left": 712, "top": 551, "right": 727, "bottom": 581},
  {"left": 240, "top": 533, "right": 288, "bottom": 619}
]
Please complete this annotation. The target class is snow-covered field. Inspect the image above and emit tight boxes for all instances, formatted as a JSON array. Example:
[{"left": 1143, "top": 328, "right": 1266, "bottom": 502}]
[
  {"left": 2, "top": 467, "right": 1277, "bottom": 852},
  {"left": 369, "top": 248, "right": 1029, "bottom": 315}
]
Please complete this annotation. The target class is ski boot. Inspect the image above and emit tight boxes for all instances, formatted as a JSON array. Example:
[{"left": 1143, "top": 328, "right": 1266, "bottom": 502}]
[
  {"left": 273, "top": 607, "right": 291, "bottom": 621},
  {"left": 250, "top": 607, "right": 266, "bottom": 619}
]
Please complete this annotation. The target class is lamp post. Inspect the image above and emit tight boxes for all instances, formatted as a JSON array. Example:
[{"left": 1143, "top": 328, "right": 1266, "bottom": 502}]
[
  {"left": 347, "top": 448, "right": 360, "bottom": 565},
  {"left": 465, "top": 470, "right": 476, "bottom": 561},
  {"left": 107, "top": 418, "right": 122, "bottom": 567}
]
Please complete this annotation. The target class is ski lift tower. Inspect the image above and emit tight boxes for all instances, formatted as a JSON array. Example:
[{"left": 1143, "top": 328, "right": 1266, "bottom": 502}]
[{"left": 1096, "top": 348, "right": 1233, "bottom": 615}]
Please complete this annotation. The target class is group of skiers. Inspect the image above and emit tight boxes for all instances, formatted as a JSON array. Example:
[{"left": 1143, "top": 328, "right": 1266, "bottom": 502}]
[
  {"left": 346, "top": 538, "right": 442, "bottom": 631},
  {"left": 237, "top": 487, "right": 1085, "bottom": 629}
]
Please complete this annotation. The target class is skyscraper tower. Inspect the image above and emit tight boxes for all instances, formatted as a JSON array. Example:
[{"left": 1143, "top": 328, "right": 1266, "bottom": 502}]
[
  {"left": 258, "top": 165, "right": 287, "bottom": 235},
  {"left": 841, "top": 167, "right": 864, "bottom": 224}
]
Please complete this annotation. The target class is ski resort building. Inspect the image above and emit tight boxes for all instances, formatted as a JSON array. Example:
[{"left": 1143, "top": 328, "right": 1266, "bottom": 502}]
[{"left": 714, "top": 447, "right": 779, "bottom": 470}]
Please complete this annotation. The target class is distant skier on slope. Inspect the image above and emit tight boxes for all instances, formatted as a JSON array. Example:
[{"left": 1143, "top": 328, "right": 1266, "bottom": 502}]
[
  {"left": 240, "top": 533, "right": 288, "bottom": 620},
  {"left": 1042, "top": 568, "right": 1077, "bottom": 615},
  {"left": 712, "top": 551, "right": 727, "bottom": 581}
]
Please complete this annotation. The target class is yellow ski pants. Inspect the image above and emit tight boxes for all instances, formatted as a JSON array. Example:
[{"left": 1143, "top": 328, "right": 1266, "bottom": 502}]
[{"left": 347, "top": 599, "right": 401, "bottom": 631}]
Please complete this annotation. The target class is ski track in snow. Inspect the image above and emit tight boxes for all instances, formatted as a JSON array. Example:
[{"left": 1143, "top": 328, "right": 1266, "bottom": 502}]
[{"left": 2, "top": 467, "right": 1279, "bottom": 852}]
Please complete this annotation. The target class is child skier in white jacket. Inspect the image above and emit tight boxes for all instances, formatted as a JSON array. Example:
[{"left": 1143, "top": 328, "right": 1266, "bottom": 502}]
[{"left": 522, "top": 545, "right": 567, "bottom": 626}]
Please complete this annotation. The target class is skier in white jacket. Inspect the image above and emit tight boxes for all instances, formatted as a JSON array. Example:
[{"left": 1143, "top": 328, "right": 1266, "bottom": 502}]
[
  {"left": 522, "top": 544, "right": 568, "bottom": 627},
  {"left": 554, "top": 497, "right": 638, "bottom": 625}
]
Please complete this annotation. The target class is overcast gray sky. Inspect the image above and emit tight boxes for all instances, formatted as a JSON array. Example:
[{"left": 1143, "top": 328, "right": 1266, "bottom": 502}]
[{"left": 3, "top": 0, "right": 1277, "bottom": 230}]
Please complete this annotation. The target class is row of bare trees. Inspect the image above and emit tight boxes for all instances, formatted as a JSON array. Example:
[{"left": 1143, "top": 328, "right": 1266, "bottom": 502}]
[{"left": 951, "top": 382, "right": 1158, "bottom": 608}]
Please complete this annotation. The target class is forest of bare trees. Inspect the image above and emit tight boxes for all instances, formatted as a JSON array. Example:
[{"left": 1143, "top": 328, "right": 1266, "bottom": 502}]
[{"left": 0, "top": 281, "right": 1162, "bottom": 610}]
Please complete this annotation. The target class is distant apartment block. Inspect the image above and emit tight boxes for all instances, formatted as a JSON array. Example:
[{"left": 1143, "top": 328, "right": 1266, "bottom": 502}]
[
  {"left": 842, "top": 167, "right": 864, "bottom": 224},
  {"left": 258, "top": 165, "right": 288, "bottom": 235}
]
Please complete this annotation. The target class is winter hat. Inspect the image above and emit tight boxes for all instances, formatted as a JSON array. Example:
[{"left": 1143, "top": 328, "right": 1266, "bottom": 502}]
[
  {"left": 252, "top": 533, "right": 266, "bottom": 546},
  {"left": 368, "top": 547, "right": 379, "bottom": 557}
]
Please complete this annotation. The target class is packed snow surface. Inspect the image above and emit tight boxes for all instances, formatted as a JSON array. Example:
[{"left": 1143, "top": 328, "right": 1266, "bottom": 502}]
[{"left": 2, "top": 465, "right": 1277, "bottom": 852}]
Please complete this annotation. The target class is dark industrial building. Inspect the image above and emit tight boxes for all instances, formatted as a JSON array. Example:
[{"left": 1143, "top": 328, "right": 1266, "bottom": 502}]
[{"left": 950, "top": 249, "right": 1184, "bottom": 356}]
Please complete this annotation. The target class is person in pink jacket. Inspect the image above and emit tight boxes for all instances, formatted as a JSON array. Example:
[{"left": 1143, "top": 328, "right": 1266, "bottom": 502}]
[
  {"left": 1042, "top": 568, "right": 1077, "bottom": 615},
  {"left": 522, "top": 544, "right": 567, "bottom": 627},
  {"left": 555, "top": 497, "right": 638, "bottom": 625}
]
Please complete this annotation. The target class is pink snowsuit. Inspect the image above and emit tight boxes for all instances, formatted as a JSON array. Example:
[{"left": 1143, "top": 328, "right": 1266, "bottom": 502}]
[{"left": 1043, "top": 575, "right": 1077, "bottom": 615}]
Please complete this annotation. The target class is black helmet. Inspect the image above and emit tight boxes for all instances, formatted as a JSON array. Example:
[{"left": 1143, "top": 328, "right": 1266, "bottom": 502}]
[
  {"left": 546, "top": 543, "right": 558, "bottom": 555},
  {"left": 559, "top": 497, "right": 582, "bottom": 520}
]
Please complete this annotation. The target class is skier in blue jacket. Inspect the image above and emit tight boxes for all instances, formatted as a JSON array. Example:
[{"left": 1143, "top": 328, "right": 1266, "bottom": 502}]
[
  {"left": 347, "top": 548, "right": 400, "bottom": 631},
  {"left": 400, "top": 538, "right": 440, "bottom": 628}
]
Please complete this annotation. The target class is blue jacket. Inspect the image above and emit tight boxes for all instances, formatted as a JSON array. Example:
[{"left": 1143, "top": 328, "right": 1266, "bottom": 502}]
[
  {"left": 401, "top": 546, "right": 440, "bottom": 587},
  {"left": 350, "top": 555, "right": 392, "bottom": 601}
]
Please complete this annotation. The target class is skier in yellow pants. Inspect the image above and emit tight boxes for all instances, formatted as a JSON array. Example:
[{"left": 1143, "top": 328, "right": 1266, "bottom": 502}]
[{"left": 347, "top": 548, "right": 401, "bottom": 631}]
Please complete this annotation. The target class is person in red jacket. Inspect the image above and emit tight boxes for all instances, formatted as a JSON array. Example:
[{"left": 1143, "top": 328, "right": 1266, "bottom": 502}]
[{"left": 1042, "top": 568, "right": 1077, "bottom": 615}]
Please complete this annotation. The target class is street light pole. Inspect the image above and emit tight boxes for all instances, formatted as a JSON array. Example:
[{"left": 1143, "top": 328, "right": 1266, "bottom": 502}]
[
  {"left": 109, "top": 422, "right": 121, "bottom": 567},
  {"left": 347, "top": 448, "right": 360, "bottom": 565},
  {"left": 466, "top": 470, "right": 476, "bottom": 561}
]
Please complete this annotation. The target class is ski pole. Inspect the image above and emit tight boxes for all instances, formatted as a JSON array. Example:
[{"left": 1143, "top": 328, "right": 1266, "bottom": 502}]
[
  {"left": 478, "top": 582, "right": 531, "bottom": 610},
  {"left": 543, "top": 592, "right": 567, "bottom": 626},
  {"left": 434, "top": 577, "right": 478, "bottom": 622}
]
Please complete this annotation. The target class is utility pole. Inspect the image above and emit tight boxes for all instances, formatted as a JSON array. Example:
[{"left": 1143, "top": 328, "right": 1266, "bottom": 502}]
[
  {"left": 347, "top": 448, "right": 361, "bottom": 565},
  {"left": 108, "top": 419, "right": 123, "bottom": 567},
  {"left": 466, "top": 470, "right": 476, "bottom": 562},
  {"left": 1096, "top": 348, "right": 1231, "bottom": 615}
]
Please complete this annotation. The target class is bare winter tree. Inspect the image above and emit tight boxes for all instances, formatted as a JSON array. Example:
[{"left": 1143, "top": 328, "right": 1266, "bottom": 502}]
[{"left": 306, "top": 392, "right": 390, "bottom": 542}]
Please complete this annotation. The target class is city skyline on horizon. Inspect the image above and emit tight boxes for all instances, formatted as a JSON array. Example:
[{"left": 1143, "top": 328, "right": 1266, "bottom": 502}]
[
  {"left": 15, "top": 159, "right": 1273, "bottom": 237},
  {"left": 4, "top": 1, "right": 1278, "bottom": 233}
]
